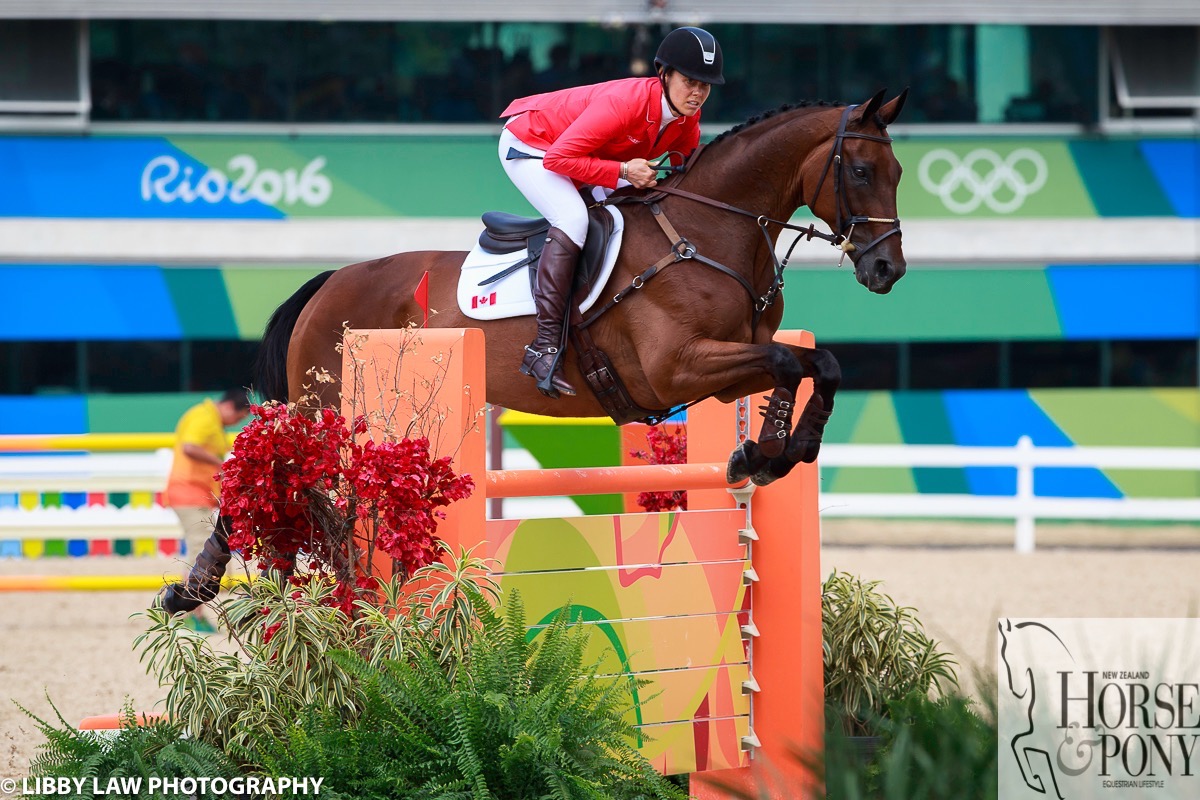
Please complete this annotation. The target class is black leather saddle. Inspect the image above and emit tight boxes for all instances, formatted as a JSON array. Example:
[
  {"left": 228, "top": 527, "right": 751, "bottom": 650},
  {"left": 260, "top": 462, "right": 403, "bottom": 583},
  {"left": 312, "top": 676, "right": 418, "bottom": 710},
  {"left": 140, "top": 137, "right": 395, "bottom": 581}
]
[{"left": 476, "top": 201, "right": 616, "bottom": 298}]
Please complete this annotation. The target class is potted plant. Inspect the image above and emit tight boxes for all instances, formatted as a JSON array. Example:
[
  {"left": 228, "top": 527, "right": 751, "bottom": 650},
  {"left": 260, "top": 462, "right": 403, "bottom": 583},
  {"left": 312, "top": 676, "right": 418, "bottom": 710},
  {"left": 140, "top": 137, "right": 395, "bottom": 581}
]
[{"left": 821, "top": 570, "right": 958, "bottom": 746}]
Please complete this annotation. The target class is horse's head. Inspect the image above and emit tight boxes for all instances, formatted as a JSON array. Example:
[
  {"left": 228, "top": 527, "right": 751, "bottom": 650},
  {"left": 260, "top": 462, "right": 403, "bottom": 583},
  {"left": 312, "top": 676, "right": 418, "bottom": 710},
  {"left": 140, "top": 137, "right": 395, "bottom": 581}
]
[{"left": 806, "top": 89, "right": 908, "bottom": 295}]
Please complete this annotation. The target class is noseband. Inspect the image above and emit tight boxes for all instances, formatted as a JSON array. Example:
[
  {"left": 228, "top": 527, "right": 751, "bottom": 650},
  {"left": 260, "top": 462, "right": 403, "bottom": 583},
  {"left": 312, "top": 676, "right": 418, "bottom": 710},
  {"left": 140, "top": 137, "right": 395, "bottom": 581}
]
[{"left": 807, "top": 103, "right": 902, "bottom": 263}]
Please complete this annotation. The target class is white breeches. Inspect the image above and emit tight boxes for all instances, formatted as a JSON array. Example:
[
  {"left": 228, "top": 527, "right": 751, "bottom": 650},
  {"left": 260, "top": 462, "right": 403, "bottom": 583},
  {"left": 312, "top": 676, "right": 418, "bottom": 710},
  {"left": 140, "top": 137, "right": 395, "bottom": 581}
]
[{"left": 499, "top": 125, "right": 625, "bottom": 248}]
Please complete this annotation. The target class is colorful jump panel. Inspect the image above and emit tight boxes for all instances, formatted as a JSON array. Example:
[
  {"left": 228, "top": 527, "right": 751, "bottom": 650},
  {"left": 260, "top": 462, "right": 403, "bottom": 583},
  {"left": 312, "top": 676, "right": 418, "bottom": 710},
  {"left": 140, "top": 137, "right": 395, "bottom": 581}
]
[{"left": 488, "top": 511, "right": 751, "bottom": 773}]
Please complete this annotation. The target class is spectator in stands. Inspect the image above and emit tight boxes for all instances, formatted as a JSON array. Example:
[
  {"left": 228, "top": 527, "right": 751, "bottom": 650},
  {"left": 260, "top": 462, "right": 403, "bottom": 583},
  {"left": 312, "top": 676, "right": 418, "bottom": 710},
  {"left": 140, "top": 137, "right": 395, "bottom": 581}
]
[
  {"left": 534, "top": 43, "right": 574, "bottom": 93},
  {"left": 163, "top": 388, "right": 251, "bottom": 632}
]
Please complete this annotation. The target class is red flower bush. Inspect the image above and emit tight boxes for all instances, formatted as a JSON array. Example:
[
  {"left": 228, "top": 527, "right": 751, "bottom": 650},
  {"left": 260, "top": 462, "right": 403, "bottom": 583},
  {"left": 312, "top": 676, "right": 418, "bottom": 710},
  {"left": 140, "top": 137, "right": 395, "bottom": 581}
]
[
  {"left": 629, "top": 424, "right": 687, "bottom": 512},
  {"left": 219, "top": 402, "right": 474, "bottom": 604}
]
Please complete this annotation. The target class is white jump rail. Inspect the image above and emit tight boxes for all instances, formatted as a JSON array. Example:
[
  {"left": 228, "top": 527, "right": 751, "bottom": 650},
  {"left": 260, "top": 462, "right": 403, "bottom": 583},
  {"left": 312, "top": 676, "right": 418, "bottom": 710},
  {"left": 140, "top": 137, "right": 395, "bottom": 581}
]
[
  {"left": 0, "top": 450, "right": 179, "bottom": 540},
  {"left": 0, "top": 450, "right": 173, "bottom": 493},
  {"left": 4, "top": 439, "right": 1200, "bottom": 552},
  {"left": 819, "top": 436, "right": 1200, "bottom": 552}
]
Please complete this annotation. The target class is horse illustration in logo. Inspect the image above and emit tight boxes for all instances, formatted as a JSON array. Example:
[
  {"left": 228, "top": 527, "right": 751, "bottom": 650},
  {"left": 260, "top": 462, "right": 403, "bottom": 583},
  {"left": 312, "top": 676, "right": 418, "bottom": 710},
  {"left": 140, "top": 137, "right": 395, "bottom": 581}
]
[{"left": 999, "top": 619, "right": 1073, "bottom": 798}]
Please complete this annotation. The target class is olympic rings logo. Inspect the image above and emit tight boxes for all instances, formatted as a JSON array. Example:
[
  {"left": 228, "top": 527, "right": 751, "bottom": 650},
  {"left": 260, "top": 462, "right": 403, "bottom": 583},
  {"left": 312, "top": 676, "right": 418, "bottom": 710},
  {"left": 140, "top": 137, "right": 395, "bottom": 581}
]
[{"left": 917, "top": 148, "right": 1048, "bottom": 214}]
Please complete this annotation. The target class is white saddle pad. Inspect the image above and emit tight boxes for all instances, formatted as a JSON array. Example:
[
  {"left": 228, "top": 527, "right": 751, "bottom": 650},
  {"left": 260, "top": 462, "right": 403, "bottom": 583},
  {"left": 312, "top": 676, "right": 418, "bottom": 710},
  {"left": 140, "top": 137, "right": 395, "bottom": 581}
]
[{"left": 457, "top": 205, "right": 624, "bottom": 321}]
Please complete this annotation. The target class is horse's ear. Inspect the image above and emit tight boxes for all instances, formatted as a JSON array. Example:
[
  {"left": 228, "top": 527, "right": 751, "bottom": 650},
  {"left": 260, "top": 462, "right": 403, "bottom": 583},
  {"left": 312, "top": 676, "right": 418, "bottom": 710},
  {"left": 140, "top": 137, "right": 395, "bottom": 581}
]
[
  {"left": 854, "top": 89, "right": 888, "bottom": 126},
  {"left": 878, "top": 88, "right": 909, "bottom": 127}
]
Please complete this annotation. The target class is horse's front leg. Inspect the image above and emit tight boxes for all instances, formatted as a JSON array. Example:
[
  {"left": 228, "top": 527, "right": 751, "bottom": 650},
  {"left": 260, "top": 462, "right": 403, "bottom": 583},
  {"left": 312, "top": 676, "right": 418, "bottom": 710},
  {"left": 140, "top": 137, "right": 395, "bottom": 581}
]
[
  {"left": 717, "top": 345, "right": 841, "bottom": 485},
  {"left": 645, "top": 340, "right": 804, "bottom": 487},
  {"left": 750, "top": 343, "right": 806, "bottom": 459},
  {"left": 783, "top": 346, "right": 840, "bottom": 464}
]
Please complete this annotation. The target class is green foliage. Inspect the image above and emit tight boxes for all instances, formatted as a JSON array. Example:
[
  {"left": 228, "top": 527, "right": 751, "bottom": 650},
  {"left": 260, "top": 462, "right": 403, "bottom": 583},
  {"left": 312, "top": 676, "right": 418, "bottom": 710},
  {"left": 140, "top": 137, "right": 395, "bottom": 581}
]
[
  {"left": 822, "top": 690, "right": 998, "bottom": 800},
  {"left": 692, "top": 689, "right": 998, "bottom": 800},
  {"left": 21, "top": 700, "right": 237, "bottom": 799},
  {"left": 134, "top": 571, "right": 367, "bottom": 755},
  {"left": 130, "top": 544, "right": 501, "bottom": 758},
  {"left": 822, "top": 570, "right": 958, "bottom": 735},
  {"left": 254, "top": 593, "right": 686, "bottom": 799},
  {"left": 31, "top": 546, "right": 677, "bottom": 798}
]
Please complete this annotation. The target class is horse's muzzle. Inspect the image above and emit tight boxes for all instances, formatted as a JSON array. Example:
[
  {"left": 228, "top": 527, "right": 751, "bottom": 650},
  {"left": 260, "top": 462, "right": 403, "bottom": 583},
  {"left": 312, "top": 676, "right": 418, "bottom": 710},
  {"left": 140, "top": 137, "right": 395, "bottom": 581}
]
[{"left": 858, "top": 258, "right": 905, "bottom": 294}]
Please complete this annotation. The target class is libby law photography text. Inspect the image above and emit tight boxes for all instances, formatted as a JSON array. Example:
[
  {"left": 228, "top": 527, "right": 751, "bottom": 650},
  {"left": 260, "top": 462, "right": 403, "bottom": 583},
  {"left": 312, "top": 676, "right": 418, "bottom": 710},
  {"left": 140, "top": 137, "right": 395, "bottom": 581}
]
[
  {"left": 7, "top": 776, "right": 323, "bottom": 796},
  {"left": 998, "top": 618, "right": 1200, "bottom": 800}
]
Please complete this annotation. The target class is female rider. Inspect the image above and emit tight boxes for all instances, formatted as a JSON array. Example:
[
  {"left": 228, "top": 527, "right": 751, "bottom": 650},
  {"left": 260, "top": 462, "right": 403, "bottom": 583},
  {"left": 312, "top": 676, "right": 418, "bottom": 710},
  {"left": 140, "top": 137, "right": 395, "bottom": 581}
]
[{"left": 498, "top": 27, "right": 724, "bottom": 398}]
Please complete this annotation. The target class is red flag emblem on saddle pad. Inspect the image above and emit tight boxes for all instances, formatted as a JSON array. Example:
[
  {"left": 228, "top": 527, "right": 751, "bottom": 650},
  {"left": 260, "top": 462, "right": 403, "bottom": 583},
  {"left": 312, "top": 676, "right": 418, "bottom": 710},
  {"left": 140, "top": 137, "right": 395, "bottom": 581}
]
[{"left": 472, "top": 292, "right": 497, "bottom": 309}]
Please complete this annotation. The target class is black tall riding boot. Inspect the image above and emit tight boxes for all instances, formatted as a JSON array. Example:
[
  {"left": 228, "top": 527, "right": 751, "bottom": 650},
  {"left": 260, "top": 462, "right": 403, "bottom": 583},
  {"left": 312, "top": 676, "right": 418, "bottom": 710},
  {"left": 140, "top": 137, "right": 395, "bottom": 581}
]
[{"left": 521, "top": 227, "right": 581, "bottom": 398}]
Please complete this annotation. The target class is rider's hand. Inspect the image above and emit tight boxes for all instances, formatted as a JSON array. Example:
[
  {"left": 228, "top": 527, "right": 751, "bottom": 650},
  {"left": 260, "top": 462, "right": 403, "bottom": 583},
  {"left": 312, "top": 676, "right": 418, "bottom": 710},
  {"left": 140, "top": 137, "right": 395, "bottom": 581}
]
[{"left": 623, "top": 158, "right": 659, "bottom": 189}]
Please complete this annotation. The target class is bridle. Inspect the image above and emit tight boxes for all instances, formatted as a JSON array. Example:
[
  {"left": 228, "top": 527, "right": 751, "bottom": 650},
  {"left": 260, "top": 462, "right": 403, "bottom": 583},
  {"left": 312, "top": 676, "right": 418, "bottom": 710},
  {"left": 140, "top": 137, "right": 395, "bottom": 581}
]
[
  {"left": 805, "top": 103, "right": 903, "bottom": 264},
  {"left": 598, "top": 102, "right": 903, "bottom": 326}
]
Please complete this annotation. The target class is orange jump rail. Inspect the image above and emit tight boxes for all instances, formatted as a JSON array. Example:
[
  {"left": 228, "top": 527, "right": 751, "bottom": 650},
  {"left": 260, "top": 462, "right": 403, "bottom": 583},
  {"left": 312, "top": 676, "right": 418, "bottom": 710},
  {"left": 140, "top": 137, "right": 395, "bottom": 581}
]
[{"left": 485, "top": 463, "right": 745, "bottom": 498}]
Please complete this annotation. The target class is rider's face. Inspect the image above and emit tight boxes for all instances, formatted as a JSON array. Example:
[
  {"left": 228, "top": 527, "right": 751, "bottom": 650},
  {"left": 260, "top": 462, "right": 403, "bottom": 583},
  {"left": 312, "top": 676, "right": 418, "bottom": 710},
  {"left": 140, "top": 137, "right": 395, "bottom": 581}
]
[{"left": 664, "top": 70, "right": 711, "bottom": 116}]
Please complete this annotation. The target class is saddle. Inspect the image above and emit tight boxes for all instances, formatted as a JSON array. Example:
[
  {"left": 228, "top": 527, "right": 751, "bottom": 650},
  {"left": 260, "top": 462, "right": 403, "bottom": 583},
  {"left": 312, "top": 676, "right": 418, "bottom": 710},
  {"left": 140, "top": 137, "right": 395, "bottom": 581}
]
[
  {"left": 477, "top": 199, "right": 615, "bottom": 300},
  {"left": 474, "top": 194, "right": 670, "bottom": 425}
]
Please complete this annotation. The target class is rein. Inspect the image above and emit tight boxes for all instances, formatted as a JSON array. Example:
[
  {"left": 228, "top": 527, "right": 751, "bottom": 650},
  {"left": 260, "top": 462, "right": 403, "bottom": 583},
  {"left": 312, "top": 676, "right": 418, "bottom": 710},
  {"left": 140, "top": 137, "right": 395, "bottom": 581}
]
[
  {"left": 595, "top": 104, "right": 901, "bottom": 329},
  {"left": 574, "top": 104, "right": 902, "bottom": 425}
]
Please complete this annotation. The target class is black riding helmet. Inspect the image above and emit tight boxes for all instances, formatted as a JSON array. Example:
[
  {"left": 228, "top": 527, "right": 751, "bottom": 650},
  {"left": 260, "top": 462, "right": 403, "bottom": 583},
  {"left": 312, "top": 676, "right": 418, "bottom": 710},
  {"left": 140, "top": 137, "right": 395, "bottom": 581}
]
[{"left": 653, "top": 27, "right": 725, "bottom": 86}]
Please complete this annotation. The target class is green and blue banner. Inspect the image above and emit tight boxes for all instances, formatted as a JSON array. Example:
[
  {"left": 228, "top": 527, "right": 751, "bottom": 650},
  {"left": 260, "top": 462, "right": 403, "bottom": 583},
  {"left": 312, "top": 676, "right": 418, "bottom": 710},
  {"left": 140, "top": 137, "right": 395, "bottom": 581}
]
[
  {"left": 3, "top": 262, "right": 1194, "bottom": 343},
  {"left": 1, "top": 134, "right": 1196, "bottom": 219}
]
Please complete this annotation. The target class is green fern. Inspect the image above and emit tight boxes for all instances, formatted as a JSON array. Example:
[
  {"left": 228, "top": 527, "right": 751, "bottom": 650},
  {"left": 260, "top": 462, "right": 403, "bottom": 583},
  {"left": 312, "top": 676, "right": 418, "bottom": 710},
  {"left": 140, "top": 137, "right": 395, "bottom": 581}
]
[
  {"left": 257, "top": 594, "right": 685, "bottom": 799},
  {"left": 20, "top": 700, "right": 237, "bottom": 799},
  {"left": 27, "top": 547, "right": 681, "bottom": 798}
]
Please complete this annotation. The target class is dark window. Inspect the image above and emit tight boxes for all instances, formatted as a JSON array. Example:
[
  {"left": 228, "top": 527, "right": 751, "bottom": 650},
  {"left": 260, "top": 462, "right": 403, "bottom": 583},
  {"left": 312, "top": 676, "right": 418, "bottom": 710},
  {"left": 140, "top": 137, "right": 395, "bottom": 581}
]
[
  {"left": 0, "top": 20, "right": 82, "bottom": 109},
  {"left": 1010, "top": 340, "right": 1104, "bottom": 388},
  {"left": 0, "top": 341, "right": 79, "bottom": 394},
  {"left": 909, "top": 341, "right": 1002, "bottom": 389},
  {"left": 189, "top": 340, "right": 259, "bottom": 393},
  {"left": 1111, "top": 339, "right": 1199, "bottom": 387},
  {"left": 85, "top": 341, "right": 181, "bottom": 393},
  {"left": 1108, "top": 27, "right": 1200, "bottom": 117},
  {"left": 825, "top": 342, "right": 901, "bottom": 390}
]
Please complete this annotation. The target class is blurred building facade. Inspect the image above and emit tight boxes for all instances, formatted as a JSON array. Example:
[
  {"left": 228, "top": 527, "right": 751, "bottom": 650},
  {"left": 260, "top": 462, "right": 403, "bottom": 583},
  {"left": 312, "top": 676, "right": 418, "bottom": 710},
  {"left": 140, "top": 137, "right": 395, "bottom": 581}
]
[{"left": 0, "top": 3, "right": 1197, "bottom": 496}]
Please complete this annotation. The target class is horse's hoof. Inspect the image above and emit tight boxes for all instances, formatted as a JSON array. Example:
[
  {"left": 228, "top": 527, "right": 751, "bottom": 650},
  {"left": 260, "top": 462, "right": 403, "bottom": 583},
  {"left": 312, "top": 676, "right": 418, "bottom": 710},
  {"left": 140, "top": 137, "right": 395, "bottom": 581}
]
[
  {"left": 750, "top": 467, "right": 779, "bottom": 487},
  {"left": 726, "top": 441, "right": 753, "bottom": 483}
]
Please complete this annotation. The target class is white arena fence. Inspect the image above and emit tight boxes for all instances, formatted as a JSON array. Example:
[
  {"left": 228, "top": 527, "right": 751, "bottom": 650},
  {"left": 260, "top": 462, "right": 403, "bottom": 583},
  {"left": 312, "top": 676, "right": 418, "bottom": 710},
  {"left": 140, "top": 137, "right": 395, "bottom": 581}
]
[
  {"left": 818, "top": 437, "right": 1200, "bottom": 552},
  {"left": 2, "top": 438, "right": 1199, "bottom": 553}
]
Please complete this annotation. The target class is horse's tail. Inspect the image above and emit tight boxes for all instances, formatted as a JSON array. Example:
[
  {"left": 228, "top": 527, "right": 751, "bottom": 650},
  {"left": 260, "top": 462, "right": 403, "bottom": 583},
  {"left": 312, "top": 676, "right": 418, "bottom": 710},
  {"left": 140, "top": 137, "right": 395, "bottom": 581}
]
[{"left": 253, "top": 270, "right": 336, "bottom": 403}]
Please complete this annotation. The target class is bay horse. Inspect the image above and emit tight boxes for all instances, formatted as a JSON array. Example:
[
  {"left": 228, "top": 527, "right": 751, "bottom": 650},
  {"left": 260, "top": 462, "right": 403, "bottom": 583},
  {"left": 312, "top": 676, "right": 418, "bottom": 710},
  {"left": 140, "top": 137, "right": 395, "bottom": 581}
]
[{"left": 255, "top": 90, "right": 908, "bottom": 487}]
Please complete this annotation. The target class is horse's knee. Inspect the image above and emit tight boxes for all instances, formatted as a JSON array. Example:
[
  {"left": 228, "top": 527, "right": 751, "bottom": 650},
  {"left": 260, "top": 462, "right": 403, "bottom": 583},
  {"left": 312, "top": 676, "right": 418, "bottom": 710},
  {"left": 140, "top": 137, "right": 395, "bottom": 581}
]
[
  {"left": 767, "top": 343, "right": 804, "bottom": 389},
  {"left": 810, "top": 348, "right": 842, "bottom": 391}
]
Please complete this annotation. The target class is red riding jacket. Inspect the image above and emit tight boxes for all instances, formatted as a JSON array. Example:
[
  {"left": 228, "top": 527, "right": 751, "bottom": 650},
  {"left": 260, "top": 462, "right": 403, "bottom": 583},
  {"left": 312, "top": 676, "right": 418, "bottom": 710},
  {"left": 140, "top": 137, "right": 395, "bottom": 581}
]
[{"left": 501, "top": 77, "right": 701, "bottom": 189}]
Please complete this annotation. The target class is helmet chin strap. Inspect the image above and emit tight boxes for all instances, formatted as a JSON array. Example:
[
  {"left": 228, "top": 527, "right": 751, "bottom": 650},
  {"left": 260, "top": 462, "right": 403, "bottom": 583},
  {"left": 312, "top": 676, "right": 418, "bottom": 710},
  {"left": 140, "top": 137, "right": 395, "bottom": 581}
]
[{"left": 658, "top": 69, "right": 685, "bottom": 118}]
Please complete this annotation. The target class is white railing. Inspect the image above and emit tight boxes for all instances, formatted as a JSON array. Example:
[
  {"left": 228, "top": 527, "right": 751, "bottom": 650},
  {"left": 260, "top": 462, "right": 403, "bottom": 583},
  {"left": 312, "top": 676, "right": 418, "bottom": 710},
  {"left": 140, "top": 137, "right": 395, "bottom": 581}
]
[
  {"left": 818, "top": 437, "right": 1200, "bottom": 552},
  {"left": 0, "top": 450, "right": 180, "bottom": 539},
  {"left": 0, "top": 450, "right": 173, "bottom": 493},
  {"left": 3, "top": 439, "right": 1200, "bottom": 552}
]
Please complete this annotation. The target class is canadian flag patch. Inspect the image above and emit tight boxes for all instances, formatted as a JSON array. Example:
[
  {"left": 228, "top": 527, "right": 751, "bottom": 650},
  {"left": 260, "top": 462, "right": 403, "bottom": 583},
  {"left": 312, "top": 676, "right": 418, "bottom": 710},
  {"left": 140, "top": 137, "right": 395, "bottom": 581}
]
[{"left": 471, "top": 292, "right": 498, "bottom": 309}]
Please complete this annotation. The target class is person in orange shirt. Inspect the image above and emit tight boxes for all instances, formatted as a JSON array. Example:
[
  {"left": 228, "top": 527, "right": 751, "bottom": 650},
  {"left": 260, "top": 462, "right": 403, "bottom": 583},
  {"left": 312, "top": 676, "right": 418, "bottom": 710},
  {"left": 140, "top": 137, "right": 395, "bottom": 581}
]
[{"left": 163, "top": 387, "right": 251, "bottom": 630}]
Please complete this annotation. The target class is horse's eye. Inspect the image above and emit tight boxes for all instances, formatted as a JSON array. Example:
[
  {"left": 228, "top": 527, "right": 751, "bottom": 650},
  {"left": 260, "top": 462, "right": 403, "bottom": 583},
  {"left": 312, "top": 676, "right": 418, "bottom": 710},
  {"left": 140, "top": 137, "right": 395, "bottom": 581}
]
[{"left": 852, "top": 166, "right": 868, "bottom": 179}]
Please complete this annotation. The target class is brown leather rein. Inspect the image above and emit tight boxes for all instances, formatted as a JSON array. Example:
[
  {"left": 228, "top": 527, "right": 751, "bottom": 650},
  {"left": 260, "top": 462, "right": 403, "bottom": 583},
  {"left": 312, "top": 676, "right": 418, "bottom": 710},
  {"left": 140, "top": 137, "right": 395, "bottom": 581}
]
[{"left": 593, "top": 103, "right": 902, "bottom": 329}]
